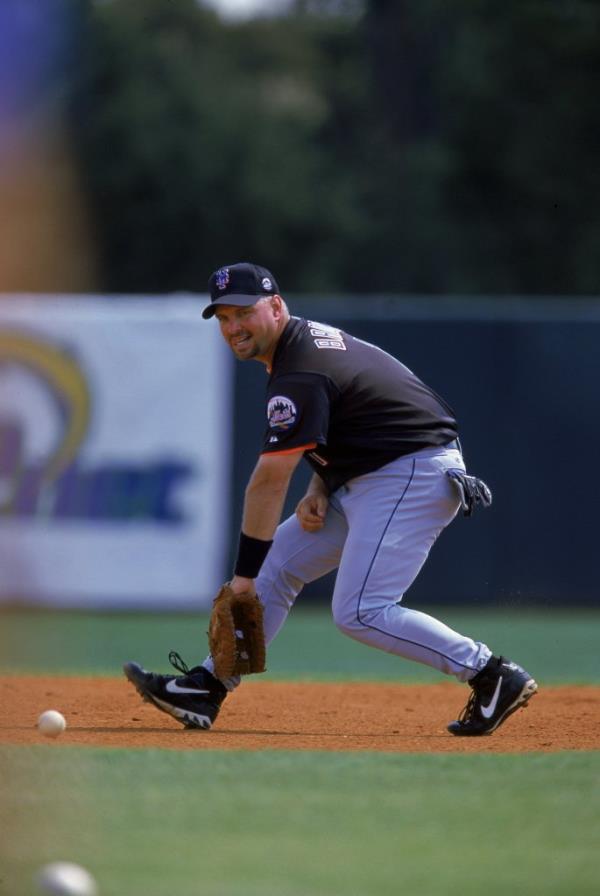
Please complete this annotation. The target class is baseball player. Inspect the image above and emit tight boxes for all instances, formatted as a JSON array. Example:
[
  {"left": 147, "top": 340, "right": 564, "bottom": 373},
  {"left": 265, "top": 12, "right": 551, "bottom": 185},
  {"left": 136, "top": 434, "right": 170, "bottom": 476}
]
[{"left": 125, "top": 262, "right": 538, "bottom": 736}]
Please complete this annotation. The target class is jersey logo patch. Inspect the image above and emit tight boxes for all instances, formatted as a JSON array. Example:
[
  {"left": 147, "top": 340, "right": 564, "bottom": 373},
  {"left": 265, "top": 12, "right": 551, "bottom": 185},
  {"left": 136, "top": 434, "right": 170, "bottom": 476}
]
[{"left": 267, "top": 396, "right": 297, "bottom": 431}]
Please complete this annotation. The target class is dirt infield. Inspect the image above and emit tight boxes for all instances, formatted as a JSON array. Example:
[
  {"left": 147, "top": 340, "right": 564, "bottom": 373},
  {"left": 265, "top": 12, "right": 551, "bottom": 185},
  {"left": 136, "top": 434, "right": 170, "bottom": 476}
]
[{"left": 1, "top": 676, "right": 598, "bottom": 753}]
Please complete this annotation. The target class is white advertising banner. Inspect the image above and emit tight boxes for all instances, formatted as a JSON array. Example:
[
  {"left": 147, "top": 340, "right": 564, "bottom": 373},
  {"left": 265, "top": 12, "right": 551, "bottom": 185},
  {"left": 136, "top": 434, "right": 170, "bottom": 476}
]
[{"left": 0, "top": 295, "right": 231, "bottom": 609}]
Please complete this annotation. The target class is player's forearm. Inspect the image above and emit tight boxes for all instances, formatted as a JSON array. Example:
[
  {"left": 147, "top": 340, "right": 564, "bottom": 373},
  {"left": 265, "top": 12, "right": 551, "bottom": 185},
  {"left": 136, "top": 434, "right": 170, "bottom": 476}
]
[
  {"left": 305, "top": 472, "right": 329, "bottom": 498},
  {"left": 241, "top": 468, "right": 292, "bottom": 539},
  {"left": 231, "top": 453, "right": 302, "bottom": 590}
]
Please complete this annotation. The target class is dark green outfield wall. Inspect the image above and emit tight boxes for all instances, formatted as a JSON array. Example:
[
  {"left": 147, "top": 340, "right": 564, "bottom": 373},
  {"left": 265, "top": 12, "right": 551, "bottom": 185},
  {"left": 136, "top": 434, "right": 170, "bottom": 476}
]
[{"left": 231, "top": 298, "right": 599, "bottom": 607}]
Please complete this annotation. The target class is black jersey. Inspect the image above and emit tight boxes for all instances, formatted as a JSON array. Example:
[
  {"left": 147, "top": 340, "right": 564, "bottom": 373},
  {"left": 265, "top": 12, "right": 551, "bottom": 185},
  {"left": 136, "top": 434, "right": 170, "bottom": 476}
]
[{"left": 261, "top": 317, "right": 458, "bottom": 491}]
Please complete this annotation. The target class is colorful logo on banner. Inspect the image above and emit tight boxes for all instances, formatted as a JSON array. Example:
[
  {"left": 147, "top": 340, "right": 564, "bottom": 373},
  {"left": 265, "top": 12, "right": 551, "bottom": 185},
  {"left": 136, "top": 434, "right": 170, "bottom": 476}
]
[{"left": 0, "top": 330, "right": 191, "bottom": 522}]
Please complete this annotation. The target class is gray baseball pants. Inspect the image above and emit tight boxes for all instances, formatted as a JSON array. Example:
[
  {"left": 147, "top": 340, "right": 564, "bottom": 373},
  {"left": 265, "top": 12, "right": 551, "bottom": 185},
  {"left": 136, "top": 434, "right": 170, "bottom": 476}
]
[{"left": 205, "top": 444, "right": 491, "bottom": 687}]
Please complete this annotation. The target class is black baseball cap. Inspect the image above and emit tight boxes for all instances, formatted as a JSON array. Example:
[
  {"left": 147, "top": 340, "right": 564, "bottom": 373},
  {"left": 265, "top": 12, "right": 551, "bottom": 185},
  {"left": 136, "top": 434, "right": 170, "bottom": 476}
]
[{"left": 203, "top": 262, "right": 279, "bottom": 319}]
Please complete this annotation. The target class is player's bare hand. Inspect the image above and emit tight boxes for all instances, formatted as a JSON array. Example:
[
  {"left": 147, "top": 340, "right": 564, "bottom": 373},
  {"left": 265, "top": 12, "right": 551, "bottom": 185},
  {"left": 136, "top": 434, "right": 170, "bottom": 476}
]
[
  {"left": 295, "top": 494, "right": 328, "bottom": 532},
  {"left": 229, "top": 575, "right": 256, "bottom": 595}
]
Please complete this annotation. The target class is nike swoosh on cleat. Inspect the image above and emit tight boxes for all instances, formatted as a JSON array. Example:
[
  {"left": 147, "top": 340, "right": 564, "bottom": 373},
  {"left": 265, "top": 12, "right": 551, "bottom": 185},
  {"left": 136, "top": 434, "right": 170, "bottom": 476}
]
[
  {"left": 480, "top": 676, "right": 503, "bottom": 719},
  {"left": 150, "top": 695, "right": 212, "bottom": 729},
  {"left": 165, "top": 680, "right": 210, "bottom": 695}
]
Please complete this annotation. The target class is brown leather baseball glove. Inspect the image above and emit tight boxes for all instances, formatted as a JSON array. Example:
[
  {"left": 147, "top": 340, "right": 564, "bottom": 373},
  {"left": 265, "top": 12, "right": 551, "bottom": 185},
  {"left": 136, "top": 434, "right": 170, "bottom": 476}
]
[{"left": 208, "top": 584, "right": 266, "bottom": 679}]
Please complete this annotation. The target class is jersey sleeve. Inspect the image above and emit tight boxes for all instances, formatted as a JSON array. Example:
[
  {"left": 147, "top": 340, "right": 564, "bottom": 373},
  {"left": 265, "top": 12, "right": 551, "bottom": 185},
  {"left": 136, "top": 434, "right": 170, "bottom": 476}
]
[{"left": 261, "top": 373, "right": 332, "bottom": 455}]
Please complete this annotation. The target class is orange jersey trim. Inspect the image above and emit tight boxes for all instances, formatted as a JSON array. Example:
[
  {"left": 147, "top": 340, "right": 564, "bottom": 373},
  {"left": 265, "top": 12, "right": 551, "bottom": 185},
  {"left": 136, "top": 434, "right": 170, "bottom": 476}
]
[{"left": 260, "top": 442, "right": 317, "bottom": 457}]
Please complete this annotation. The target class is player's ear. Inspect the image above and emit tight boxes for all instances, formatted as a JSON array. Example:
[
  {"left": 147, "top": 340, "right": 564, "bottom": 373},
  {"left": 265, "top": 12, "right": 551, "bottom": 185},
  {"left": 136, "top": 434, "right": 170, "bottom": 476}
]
[{"left": 270, "top": 294, "right": 284, "bottom": 317}]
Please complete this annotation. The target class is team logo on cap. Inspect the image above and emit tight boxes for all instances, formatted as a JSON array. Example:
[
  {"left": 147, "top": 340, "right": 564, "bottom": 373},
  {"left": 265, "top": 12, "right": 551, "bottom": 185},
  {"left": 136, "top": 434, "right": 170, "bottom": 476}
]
[
  {"left": 267, "top": 395, "right": 297, "bottom": 431},
  {"left": 261, "top": 277, "right": 272, "bottom": 291},
  {"left": 215, "top": 267, "right": 230, "bottom": 290}
]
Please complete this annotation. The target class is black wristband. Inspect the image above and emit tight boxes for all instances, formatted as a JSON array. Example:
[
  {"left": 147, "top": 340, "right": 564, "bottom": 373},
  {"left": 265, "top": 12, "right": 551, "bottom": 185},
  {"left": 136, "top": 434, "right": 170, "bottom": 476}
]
[{"left": 234, "top": 532, "right": 274, "bottom": 579}]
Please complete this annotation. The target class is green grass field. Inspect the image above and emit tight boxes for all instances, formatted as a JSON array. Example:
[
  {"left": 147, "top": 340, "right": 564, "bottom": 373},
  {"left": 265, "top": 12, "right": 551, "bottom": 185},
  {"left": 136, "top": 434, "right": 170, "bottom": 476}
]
[
  {"left": 1, "top": 606, "right": 599, "bottom": 681},
  {"left": 1, "top": 607, "right": 599, "bottom": 896}
]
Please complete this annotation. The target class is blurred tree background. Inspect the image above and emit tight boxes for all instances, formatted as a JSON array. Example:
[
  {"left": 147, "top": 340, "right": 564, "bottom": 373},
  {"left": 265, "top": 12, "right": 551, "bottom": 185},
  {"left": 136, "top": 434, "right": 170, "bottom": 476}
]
[{"left": 32, "top": 0, "right": 600, "bottom": 293}]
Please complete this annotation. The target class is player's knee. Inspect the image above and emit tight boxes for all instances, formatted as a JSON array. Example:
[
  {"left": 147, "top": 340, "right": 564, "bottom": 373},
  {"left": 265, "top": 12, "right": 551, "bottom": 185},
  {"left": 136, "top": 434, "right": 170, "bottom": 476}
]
[
  {"left": 331, "top": 602, "right": 362, "bottom": 637},
  {"left": 332, "top": 600, "right": 398, "bottom": 641}
]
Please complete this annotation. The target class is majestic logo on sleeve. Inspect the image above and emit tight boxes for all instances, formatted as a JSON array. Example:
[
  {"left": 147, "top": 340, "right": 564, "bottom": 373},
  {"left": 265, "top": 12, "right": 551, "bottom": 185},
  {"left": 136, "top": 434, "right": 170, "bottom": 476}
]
[
  {"left": 267, "top": 396, "right": 297, "bottom": 431},
  {"left": 215, "top": 268, "right": 230, "bottom": 290}
]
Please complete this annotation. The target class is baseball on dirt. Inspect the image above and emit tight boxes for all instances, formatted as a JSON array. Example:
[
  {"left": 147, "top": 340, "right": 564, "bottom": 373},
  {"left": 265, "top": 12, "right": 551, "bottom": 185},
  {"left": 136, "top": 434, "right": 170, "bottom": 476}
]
[
  {"left": 36, "top": 862, "right": 98, "bottom": 896},
  {"left": 37, "top": 710, "right": 67, "bottom": 738}
]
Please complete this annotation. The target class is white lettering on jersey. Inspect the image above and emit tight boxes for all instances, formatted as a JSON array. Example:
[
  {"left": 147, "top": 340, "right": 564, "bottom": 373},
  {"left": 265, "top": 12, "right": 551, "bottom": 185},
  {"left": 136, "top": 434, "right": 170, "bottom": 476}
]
[
  {"left": 315, "top": 338, "right": 346, "bottom": 350},
  {"left": 308, "top": 320, "right": 347, "bottom": 351}
]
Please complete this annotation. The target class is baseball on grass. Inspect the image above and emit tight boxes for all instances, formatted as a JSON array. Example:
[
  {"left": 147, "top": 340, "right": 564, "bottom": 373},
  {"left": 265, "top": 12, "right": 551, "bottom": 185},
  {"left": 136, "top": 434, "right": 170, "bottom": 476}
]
[
  {"left": 37, "top": 710, "right": 67, "bottom": 738},
  {"left": 36, "top": 862, "right": 98, "bottom": 896}
]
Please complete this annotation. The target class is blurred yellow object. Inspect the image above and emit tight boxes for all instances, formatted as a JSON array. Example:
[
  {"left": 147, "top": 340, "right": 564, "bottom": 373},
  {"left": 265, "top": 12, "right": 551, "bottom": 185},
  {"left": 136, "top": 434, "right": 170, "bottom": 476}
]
[{"left": 0, "top": 136, "right": 96, "bottom": 293}]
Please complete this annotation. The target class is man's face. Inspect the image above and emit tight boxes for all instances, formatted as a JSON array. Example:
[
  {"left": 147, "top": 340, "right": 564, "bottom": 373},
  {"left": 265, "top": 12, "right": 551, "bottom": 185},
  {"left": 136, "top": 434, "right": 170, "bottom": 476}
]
[{"left": 214, "top": 297, "right": 284, "bottom": 363}]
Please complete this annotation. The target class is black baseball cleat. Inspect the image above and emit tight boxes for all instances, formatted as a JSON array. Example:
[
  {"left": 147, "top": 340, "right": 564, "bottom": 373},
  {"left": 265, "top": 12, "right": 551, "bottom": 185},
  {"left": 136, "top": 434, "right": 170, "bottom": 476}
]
[
  {"left": 448, "top": 655, "right": 538, "bottom": 736},
  {"left": 123, "top": 651, "right": 228, "bottom": 730}
]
